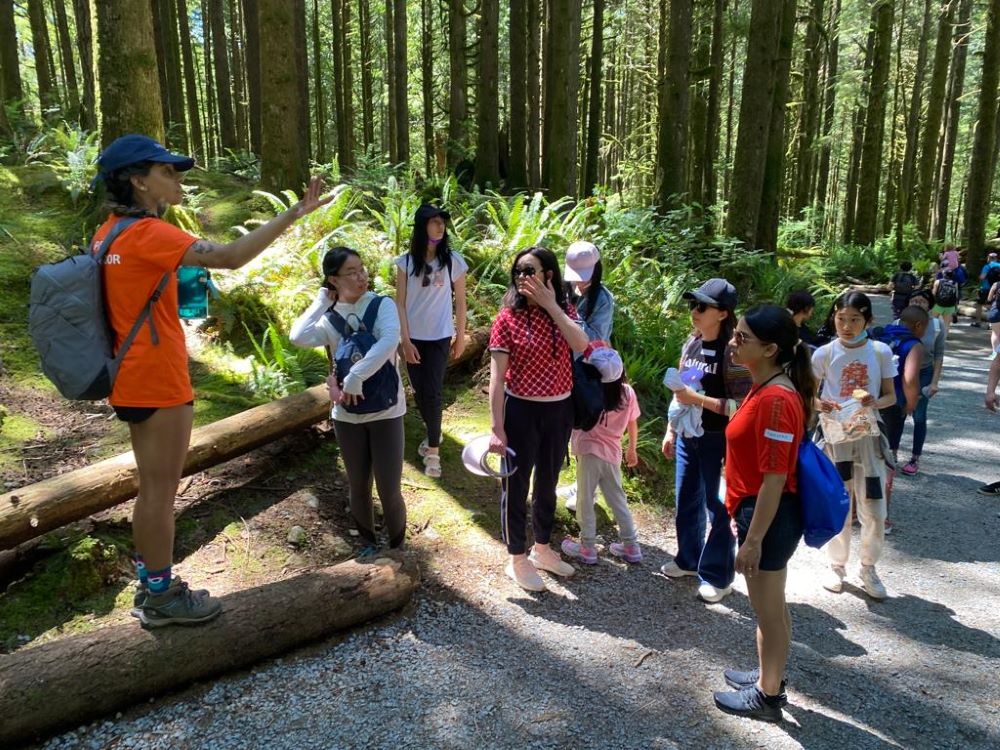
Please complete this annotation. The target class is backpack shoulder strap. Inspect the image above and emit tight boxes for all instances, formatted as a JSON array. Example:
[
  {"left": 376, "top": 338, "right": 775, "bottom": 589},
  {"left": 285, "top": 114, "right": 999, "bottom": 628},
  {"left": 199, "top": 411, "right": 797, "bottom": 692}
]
[
  {"left": 112, "top": 270, "right": 171, "bottom": 365},
  {"left": 92, "top": 216, "right": 141, "bottom": 262},
  {"left": 325, "top": 308, "right": 349, "bottom": 336},
  {"left": 361, "top": 295, "right": 384, "bottom": 331}
]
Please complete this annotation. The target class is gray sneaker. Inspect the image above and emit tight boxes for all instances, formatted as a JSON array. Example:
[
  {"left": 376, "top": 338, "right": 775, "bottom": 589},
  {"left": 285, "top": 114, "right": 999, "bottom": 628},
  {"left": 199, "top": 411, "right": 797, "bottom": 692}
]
[
  {"left": 138, "top": 578, "right": 222, "bottom": 628},
  {"left": 130, "top": 579, "right": 210, "bottom": 618}
]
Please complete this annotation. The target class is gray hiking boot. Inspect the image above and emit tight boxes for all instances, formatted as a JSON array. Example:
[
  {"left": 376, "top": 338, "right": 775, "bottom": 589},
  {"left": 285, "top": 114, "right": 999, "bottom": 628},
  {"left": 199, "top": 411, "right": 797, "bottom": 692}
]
[
  {"left": 138, "top": 578, "right": 222, "bottom": 628},
  {"left": 130, "top": 579, "right": 210, "bottom": 618}
]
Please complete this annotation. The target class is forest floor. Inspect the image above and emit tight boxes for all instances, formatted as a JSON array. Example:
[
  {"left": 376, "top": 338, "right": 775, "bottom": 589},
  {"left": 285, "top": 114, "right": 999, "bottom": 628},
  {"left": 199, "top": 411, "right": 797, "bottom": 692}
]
[{"left": 19, "top": 294, "right": 1000, "bottom": 750}]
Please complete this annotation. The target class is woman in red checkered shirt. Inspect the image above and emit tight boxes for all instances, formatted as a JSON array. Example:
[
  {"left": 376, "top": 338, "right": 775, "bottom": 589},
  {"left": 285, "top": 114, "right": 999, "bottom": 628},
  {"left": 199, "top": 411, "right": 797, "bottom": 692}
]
[{"left": 488, "top": 247, "right": 590, "bottom": 592}]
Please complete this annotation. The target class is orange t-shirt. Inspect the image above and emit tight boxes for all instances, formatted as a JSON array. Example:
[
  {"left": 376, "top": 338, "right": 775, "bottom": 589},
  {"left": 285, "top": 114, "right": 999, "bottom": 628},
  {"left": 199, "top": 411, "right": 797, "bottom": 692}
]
[{"left": 93, "top": 215, "right": 198, "bottom": 407}]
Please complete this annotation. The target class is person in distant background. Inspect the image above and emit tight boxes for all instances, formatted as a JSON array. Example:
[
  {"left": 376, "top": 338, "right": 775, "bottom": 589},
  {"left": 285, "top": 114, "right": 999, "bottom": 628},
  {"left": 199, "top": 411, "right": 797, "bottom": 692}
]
[{"left": 786, "top": 290, "right": 817, "bottom": 348}]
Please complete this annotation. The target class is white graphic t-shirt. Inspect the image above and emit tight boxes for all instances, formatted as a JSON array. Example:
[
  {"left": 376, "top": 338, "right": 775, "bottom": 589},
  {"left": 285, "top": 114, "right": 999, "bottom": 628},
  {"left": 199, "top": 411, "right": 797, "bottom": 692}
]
[
  {"left": 395, "top": 252, "right": 468, "bottom": 341},
  {"left": 811, "top": 339, "right": 896, "bottom": 403}
]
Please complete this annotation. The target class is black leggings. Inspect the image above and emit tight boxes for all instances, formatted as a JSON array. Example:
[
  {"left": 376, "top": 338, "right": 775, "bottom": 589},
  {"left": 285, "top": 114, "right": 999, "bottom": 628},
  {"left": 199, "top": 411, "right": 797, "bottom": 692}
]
[
  {"left": 406, "top": 338, "right": 451, "bottom": 448},
  {"left": 333, "top": 416, "right": 407, "bottom": 547},
  {"left": 499, "top": 394, "right": 573, "bottom": 555}
]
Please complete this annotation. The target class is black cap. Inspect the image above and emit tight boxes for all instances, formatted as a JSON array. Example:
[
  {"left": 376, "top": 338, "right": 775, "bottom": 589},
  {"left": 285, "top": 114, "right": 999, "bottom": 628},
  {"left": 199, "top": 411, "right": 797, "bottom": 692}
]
[
  {"left": 683, "top": 278, "right": 738, "bottom": 309},
  {"left": 414, "top": 203, "right": 451, "bottom": 225},
  {"left": 93, "top": 134, "right": 194, "bottom": 188}
]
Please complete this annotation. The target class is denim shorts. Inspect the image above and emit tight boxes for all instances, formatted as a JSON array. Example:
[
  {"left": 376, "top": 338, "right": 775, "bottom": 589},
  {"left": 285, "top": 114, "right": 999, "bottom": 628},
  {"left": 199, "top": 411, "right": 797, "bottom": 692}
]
[{"left": 734, "top": 492, "right": 804, "bottom": 571}]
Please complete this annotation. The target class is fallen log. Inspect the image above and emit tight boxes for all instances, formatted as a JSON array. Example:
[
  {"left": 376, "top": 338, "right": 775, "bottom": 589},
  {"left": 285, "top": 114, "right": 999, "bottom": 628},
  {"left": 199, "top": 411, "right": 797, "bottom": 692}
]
[
  {"left": 0, "top": 384, "right": 331, "bottom": 551},
  {"left": 448, "top": 327, "right": 490, "bottom": 368},
  {"left": 0, "top": 555, "right": 420, "bottom": 746}
]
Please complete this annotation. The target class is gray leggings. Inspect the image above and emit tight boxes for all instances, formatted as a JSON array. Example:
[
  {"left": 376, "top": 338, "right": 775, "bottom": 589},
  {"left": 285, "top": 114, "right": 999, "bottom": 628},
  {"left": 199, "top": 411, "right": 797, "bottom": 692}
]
[{"left": 333, "top": 416, "right": 407, "bottom": 547}]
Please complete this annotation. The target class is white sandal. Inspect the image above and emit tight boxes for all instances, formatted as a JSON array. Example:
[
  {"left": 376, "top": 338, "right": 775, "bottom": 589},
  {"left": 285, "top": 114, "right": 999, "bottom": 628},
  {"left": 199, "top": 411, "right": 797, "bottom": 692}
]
[
  {"left": 418, "top": 438, "right": 429, "bottom": 458},
  {"left": 423, "top": 454, "right": 441, "bottom": 478}
]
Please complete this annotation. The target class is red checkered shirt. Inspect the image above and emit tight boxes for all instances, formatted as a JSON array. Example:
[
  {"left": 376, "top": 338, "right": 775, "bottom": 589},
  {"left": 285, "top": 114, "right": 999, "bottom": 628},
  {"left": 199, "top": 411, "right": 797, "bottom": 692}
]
[{"left": 489, "top": 304, "right": 578, "bottom": 398}]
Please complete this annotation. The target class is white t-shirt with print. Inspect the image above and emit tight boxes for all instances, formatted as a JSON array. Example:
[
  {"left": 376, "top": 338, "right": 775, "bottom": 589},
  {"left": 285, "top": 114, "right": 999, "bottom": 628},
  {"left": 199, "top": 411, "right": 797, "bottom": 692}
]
[
  {"left": 394, "top": 252, "right": 468, "bottom": 341},
  {"left": 811, "top": 339, "right": 897, "bottom": 403}
]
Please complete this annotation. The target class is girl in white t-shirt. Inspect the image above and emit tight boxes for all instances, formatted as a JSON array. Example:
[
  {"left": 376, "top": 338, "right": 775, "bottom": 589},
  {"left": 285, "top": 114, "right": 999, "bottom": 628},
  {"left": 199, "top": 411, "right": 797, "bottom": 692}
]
[
  {"left": 395, "top": 204, "right": 468, "bottom": 478},
  {"left": 560, "top": 347, "right": 642, "bottom": 565},
  {"left": 811, "top": 291, "right": 896, "bottom": 601}
]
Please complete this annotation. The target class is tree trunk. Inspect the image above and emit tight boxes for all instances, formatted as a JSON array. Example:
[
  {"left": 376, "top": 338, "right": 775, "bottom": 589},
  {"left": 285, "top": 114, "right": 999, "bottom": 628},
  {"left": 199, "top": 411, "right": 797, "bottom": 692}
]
[
  {"left": 28, "top": 0, "right": 59, "bottom": 116},
  {"left": 725, "top": 0, "right": 782, "bottom": 247},
  {"left": 963, "top": 0, "right": 1000, "bottom": 272},
  {"left": 150, "top": 0, "right": 172, "bottom": 131},
  {"left": 392, "top": 0, "right": 408, "bottom": 163},
  {"left": 703, "top": 0, "right": 725, "bottom": 212},
  {"left": 815, "top": 0, "right": 840, "bottom": 217},
  {"left": 202, "top": 0, "right": 218, "bottom": 156},
  {"left": 340, "top": 0, "right": 355, "bottom": 168},
  {"left": 474, "top": 0, "right": 500, "bottom": 186},
  {"left": 311, "top": 0, "right": 326, "bottom": 162},
  {"left": 330, "top": 0, "right": 346, "bottom": 164},
  {"left": 842, "top": 24, "right": 875, "bottom": 242},
  {"left": 0, "top": 0, "right": 25, "bottom": 115},
  {"left": 755, "top": 0, "right": 795, "bottom": 253},
  {"left": 541, "top": 0, "right": 582, "bottom": 198},
  {"left": 259, "top": 0, "right": 308, "bottom": 191},
  {"left": 177, "top": 0, "right": 204, "bottom": 158},
  {"left": 508, "top": 0, "right": 528, "bottom": 188},
  {"left": 208, "top": 0, "right": 237, "bottom": 150},
  {"left": 162, "top": 0, "right": 189, "bottom": 149},
  {"left": 792, "top": 0, "right": 825, "bottom": 216},
  {"left": 722, "top": 6, "right": 737, "bottom": 205},
  {"left": 421, "top": 0, "right": 434, "bottom": 175},
  {"left": 852, "top": 0, "right": 893, "bottom": 247},
  {"left": 71, "top": 0, "right": 96, "bottom": 129},
  {"left": 53, "top": 0, "right": 80, "bottom": 118},
  {"left": 657, "top": 0, "right": 693, "bottom": 210},
  {"left": 914, "top": 0, "right": 955, "bottom": 235},
  {"left": 582, "top": 0, "right": 604, "bottom": 196},
  {"left": 292, "top": 0, "right": 311, "bottom": 160},
  {"left": 898, "top": 0, "right": 932, "bottom": 225},
  {"left": 933, "top": 0, "right": 971, "bottom": 240},
  {"left": 228, "top": 0, "right": 249, "bottom": 151},
  {"left": 358, "top": 0, "right": 374, "bottom": 150},
  {"left": 95, "top": 0, "right": 164, "bottom": 144},
  {"left": 384, "top": 0, "right": 396, "bottom": 160},
  {"left": 0, "top": 557, "right": 420, "bottom": 748},
  {"left": 446, "top": 0, "right": 467, "bottom": 169},
  {"left": 242, "top": 0, "right": 261, "bottom": 154},
  {"left": 527, "top": 0, "right": 541, "bottom": 187}
]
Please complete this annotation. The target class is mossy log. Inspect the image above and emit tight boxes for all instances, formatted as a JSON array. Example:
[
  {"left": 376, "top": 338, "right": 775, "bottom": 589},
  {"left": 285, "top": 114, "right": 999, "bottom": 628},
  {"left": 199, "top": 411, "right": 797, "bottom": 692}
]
[{"left": 0, "top": 555, "right": 420, "bottom": 746}]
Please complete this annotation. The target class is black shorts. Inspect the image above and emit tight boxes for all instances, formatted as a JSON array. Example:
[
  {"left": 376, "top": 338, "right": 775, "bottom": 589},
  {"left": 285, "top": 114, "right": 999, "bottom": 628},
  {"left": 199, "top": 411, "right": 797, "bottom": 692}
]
[
  {"left": 113, "top": 401, "right": 194, "bottom": 423},
  {"left": 734, "top": 493, "right": 803, "bottom": 571}
]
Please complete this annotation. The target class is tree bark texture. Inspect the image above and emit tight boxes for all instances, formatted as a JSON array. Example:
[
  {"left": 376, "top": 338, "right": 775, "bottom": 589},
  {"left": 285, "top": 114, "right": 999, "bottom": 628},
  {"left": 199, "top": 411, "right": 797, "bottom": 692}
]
[
  {"left": 177, "top": 0, "right": 204, "bottom": 157},
  {"left": 0, "top": 0, "right": 24, "bottom": 109},
  {"left": 582, "top": 0, "right": 604, "bottom": 196},
  {"left": 421, "top": 0, "right": 434, "bottom": 175},
  {"left": 208, "top": 0, "right": 237, "bottom": 150},
  {"left": 28, "top": 0, "right": 59, "bottom": 115},
  {"left": 541, "top": 0, "right": 582, "bottom": 198},
  {"left": 842, "top": 24, "right": 875, "bottom": 242},
  {"left": 201, "top": 0, "right": 218, "bottom": 156},
  {"left": 72, "top": 0, "right": 97, "bottom": 129},
  {"left": 228, "top": 0, "right": 249, "bottom": 151},
  {"left": 311, "top": 0, "right": 326, "bottom": 161},
  {"left": 703, "top": 0, "right": 725, "bottom": 211},
  {"left": 793, "top": 0, "right": 825, "bottom": 216},
  {"left": 161, "top": 0, "right": 189, "bottom": 149},
  {"left": 358, "top": 0, "right": 374, "bottom": 149},
  {"left": 475, "top": 0, "right": 500, "bottom": 186},
  {"left": 151, "top": 0, "right": 172, "bottom": 132},
  {"left": 392, "top": 0, "right": 409, "bottom": 163},
  {"left": 53, "top": 0, "right": 80, "bottom": 117},
  {"left": 898, "top": 0, "right": 932, "bottom": 223},
  {"left": 687, "top": 4, "right": 710, "bottom": 209},
  {"left": 446, "top": 0, "right": 466, "bottom": 168},
  {"left": 242, "top": 0, "right": 261, "bottom": 153},
  {"left": 963, "top": 0, "right": 1000, "bottom": 271},
  {"left": 330, "top": 0, "right": 346, "bottom": 164},
  {"left": 340, "top": 0, "right": 355, "bottom": 168},
  {"left": 293, "top": 0, "right": 311, "bottom": 160},
  {"left": 934, "top": 0, "right": 971, "bottom": 240},
  {"left": 0, "top": 556, "right": 420, "bottom": 748},
  {"left": 756, "top": 0, "right": 795, "bottom": 253},
  {"left": 914, "top": 0, "right": 955, "bottom": 235},
  {"left": 657, "top": 0, "right": 693, "bottom": 210},
  {"left": 385, "top": 0, "right": 396, "bottom": 159},
  {"left": 95, "top": 0, "right": 164, "bottom": 145},
  {"left": 526, "top": 0, "right": 541, "bottom": 187},
  {"left": 853, "top": 0, "right": 893, "bottom": 247},
  {"left": 725, "top": 0, "right": 782, "bottom": 247},
  {"left": 508, "top": 0, "right": 528, "bottom": 188},
  {"left": 815, "top": 0, "right": 840, "bottom": 215}
]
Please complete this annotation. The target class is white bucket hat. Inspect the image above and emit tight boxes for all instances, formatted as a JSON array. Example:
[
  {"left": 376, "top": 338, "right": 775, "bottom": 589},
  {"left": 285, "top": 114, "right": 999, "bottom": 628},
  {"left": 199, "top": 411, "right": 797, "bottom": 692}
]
[
  {"left": 564, "top": 241, "right": 600, "bottom": 283},
  {"left": 461, "top": 435, "right": 518, "bottom": 478}
]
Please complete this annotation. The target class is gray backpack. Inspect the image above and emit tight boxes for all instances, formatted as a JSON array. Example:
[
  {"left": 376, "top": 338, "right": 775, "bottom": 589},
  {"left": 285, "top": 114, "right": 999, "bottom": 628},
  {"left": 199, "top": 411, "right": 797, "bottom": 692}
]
[{"left": 28, "top": 217, "right": 171, "bottom": 400}]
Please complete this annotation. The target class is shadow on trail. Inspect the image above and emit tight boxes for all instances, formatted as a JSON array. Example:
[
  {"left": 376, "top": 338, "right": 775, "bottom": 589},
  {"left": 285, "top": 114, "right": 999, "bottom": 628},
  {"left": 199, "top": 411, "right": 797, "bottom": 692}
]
[{"left": 865, "top": 594, "right": 1000, "bottom": 659}]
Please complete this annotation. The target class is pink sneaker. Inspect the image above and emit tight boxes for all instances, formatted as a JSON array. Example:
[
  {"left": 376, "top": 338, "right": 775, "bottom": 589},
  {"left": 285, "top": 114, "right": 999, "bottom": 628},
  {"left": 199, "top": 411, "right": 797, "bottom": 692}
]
[
  {"left": 609, "top": 542, "right": 643, "bottom": 563},
  {"left": 560, "top": 538, "right": 598, "bottom": 565},
  {"left": 901, "top": 459, "right": 919, "bottom": 476}
]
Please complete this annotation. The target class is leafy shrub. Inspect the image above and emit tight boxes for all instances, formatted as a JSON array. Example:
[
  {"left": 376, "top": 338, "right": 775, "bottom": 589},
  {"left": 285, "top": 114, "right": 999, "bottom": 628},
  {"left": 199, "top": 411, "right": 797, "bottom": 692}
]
[{"left": 24, "top": 122, "right": 98, "bottom": 203}]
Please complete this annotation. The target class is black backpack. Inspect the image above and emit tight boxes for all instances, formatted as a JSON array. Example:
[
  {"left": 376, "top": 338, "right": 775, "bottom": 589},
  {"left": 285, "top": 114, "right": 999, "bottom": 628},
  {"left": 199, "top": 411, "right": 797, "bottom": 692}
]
[
  {"left": 893, "top": 272, "right": 918, "bottom": 296},
  {"left": 987, "top": 265, "right": 1000, "bottom": 286},
  {"left": 570, "top": 357, "right": 605, "bottom": 431},
  {"left": 936, "top": 278, "right": 959, "bottom": 306},
  {"left": 326, "top": 296, "right": 399, "bottom": 414}
]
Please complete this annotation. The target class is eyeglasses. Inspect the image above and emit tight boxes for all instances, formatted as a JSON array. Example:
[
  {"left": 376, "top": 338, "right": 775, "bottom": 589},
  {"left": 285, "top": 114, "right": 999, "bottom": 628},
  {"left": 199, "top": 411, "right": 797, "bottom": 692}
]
[
  {"left": 514, "top": 266, "right": 538, "bottom": 278},
  {"left": 688, "top": 300, "right": 718, "bottom": 313},
  {"left": 733, "top": 330, "right": 757, "bottom": 346},
  {"left": 337, "top": 268, "right": 368, "bottom": 279}
]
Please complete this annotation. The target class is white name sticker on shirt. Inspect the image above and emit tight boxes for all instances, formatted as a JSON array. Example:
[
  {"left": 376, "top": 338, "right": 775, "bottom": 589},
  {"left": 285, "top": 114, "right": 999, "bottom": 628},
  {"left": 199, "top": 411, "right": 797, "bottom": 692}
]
[
  {"left": 763, "top": 429, "right": 794, "bottom": 443},
  {"left": 701, "top": 348, "right": 716, "bottom": 358}
]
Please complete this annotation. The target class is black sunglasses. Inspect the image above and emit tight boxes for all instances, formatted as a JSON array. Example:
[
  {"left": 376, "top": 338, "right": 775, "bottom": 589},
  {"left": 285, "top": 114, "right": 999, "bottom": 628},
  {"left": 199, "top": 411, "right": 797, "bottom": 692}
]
[
  {"left": 688, "top": 300, "right": 718, "bottom": 313},
  {"left": 514, "top": 266, "right": 538, "bottom": 278}
]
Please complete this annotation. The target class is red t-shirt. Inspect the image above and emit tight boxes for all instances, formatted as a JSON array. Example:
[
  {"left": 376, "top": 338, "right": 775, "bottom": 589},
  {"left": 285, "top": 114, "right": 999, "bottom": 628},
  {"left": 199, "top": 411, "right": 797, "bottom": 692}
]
[
  {"left": 724, "top": 384, "right": 804, "bottom": 516},
  {"left": 93, "top": 215, "right": 198, "bottom": 407},
  {"left": 488, "top": 304, "right": 578, "bottom": 398}
]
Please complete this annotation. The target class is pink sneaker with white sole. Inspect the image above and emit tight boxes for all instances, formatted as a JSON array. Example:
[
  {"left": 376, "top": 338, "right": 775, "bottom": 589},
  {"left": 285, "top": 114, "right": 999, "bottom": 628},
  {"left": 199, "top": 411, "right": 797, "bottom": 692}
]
[
  {"left": 609, "top": 542, "right": 642, "bottom": 563},
  {"left": 901, "top": 459, "right": 919, "bottom": 476}
]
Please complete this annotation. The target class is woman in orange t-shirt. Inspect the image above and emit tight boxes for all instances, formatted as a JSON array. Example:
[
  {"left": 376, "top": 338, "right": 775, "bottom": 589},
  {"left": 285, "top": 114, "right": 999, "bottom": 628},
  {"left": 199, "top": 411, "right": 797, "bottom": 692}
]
[
  {"left": 712, "top": 304, "right": 815, "bottom": 722},
  {"left": 93, "top": 134, "right": 330, "bottom": 628}
]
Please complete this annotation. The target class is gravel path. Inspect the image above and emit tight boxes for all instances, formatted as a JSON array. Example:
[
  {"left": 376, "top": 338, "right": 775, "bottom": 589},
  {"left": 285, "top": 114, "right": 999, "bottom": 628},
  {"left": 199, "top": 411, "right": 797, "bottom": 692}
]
[{"left": 36, "top": 296, "right": 1000, "bottom": 750}]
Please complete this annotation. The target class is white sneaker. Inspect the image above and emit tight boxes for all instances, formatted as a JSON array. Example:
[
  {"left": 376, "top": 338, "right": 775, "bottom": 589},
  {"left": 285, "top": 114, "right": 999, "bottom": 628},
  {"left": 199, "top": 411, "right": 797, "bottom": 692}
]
[
  {"left": 823, "top": 565, "right": 846, "bottom": 593},
  {"left": 860, "top": 565, "right": 887, "bottom": 600},
  {"left": 558, "top": 484, "right": 577, "bottom": 511},
  {"left": 659, "top": 560, "right": 698, "bottom": 578},
  {"left": 697, "top": 581, "right": 733, "bottom": 603},
  {"left": 506, "top": 559, "right": 546, "bottom": 592},
  {"left": 528, "top": 547, "right": 576, "bottom": 577}
]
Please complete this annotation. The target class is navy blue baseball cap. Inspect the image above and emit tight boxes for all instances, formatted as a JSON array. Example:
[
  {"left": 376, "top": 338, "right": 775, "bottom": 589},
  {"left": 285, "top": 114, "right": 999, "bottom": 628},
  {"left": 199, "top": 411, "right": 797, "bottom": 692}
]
[
  {"left": 683, "top": 278, "right": 738, "bottom": 309},
  {"left": 93, "top": 134, "right": 194, "bottom": 188}
]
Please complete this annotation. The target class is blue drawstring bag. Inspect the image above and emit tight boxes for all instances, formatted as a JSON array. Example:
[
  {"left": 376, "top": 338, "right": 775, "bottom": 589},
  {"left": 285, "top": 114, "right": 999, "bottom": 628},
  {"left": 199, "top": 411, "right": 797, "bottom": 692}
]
[{"left": 797, "top": 439, "right": 850, "bottom": 548}]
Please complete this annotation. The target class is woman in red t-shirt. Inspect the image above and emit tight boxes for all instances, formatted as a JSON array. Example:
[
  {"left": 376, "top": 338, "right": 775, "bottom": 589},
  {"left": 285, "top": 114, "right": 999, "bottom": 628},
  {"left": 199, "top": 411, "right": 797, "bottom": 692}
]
[
  {"left": 487, "top": 247, "right": 589, "bottom": 592},
  {"left": 93, "top": 134, "right": 330, "bottom": 628},
  {"left": 712, "top": 304, "right": 815, "bottom": 722}
]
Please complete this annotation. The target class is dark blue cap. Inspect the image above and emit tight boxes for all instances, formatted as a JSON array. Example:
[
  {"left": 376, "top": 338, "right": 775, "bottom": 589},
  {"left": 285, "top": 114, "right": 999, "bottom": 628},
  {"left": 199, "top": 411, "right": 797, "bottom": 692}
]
[
  {"left": 93, "top": 134, "right": 194, "bottom": 188},
  {"left": 683, "top": 278, "right": 738, "bottom": 309}
]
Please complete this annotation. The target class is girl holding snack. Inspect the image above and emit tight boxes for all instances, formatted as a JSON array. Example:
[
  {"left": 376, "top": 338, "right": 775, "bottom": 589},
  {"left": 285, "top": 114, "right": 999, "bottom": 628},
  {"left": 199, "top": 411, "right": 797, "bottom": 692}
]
[{"left": 811, "top": 291, "right": 896, "bottom": 600}]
